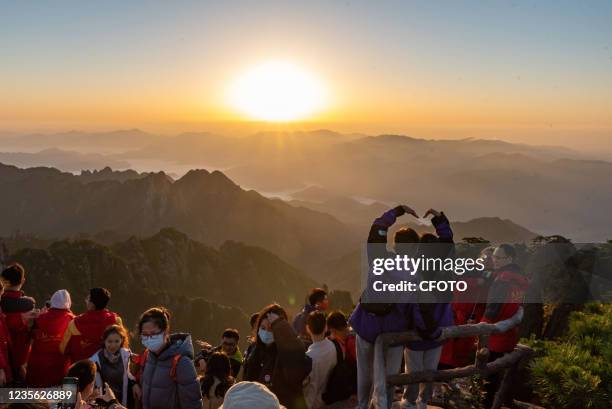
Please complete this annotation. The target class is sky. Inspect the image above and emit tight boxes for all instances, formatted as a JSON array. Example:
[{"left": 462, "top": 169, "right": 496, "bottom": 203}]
[{"left": 1, "top": 1, "right": 611, "bottom": 151}]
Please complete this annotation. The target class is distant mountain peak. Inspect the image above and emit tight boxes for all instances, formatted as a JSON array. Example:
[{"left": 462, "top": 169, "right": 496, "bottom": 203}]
[
  {"left": 373, "top": 134, "right": 421, "bottom": 143},
  {"left": 176, "top": 168, "right": 239, "bottom": 190}
]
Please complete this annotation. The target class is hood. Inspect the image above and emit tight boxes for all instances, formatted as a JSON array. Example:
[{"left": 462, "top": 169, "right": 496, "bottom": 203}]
[
  {"left": 220, "top": 381, "right": 285, "bottom": 409},
  {"left": 159, "top": 332, "right": 195, "bottom": 361},
  {"left": 50, "top": 289, "right": 72, "bottom": 309}
]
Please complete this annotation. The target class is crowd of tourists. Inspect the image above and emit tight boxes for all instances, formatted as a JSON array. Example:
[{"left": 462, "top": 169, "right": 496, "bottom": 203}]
[{"left": 0, "top": 206, "right": 527, "bottom": 409}]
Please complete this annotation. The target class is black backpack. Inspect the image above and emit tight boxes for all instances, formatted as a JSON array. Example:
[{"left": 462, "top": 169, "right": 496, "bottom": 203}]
[{"left": 322, "top": 337, "right": 357, "bottom": 404}]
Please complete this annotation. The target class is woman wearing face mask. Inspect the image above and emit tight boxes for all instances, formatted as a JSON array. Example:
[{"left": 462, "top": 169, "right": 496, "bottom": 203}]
[
  {"left": 137, "top": 307, "right": 202, "bottom": 409},
  {"left": 90, "top": 325, "right": 135, "bottom": 408},
  {"left": 243, "top": 304, "right": 311, "bottom": 409}
]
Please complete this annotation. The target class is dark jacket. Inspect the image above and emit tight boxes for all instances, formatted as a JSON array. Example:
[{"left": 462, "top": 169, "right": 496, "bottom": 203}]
[
  {"left": 141, "top": 333, "right": 203, "bottom": 409},
  {"left": 481, "top": 264, "right": 528, "bottom": 353},
  {"left": 211, "top": 344, "right": 243, "bottom": 377},
  {"left": 244, "top": 319, "right": 311, "bottom": 409},
  {"left": 292, "top": 304, "right": 317, "bottom": 341}
]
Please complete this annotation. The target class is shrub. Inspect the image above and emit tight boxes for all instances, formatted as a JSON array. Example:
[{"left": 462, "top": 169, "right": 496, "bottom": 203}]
[{"left": 524, "top": 303, "right": 611, "bottom": 408}]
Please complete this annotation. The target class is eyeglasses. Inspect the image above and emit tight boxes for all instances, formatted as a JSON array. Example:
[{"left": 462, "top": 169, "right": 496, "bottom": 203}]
[
  {"left": 222, "top": 341, "right": 237, "bottom": 347},
  {"left": 141, "top": 331, "right": 164, "bottom": 340}
]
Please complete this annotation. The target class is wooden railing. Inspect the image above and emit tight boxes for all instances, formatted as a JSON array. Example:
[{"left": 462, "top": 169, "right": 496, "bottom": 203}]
[{"left": 371, "top": 307, "right": 533, "bottom": 409}]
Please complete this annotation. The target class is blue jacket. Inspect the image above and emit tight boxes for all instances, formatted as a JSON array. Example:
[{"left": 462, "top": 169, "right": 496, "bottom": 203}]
[{"left": 141, "top": 333, "right": 202, "bottom": 409}]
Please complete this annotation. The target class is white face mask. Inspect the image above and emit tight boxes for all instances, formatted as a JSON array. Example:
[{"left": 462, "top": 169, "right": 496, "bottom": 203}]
[
  {"left": 141, "top": 333, "right": 165, "bottom": 352},
  {"left": 258, "top": 328, "right": 274, "bottom": 345}
]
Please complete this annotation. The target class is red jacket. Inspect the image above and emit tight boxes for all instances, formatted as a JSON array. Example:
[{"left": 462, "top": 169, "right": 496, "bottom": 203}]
[
  {"left": 27, "top": 308, "right": 75, "bottom": 387},
  {"left": 440, "top": 276, "right": 488, "bottom": 367},
  {"left": 60, "top": 309, "right": 122, "bottom": 362},
  {"left": 481, "top": 265, "right": 528, "bottom": 353},
  {"left": 0, "top": 312, "right": 12, "bottom": 385},
  {"left": 0, "top": 290, "right": 35, "bottom": 370}
]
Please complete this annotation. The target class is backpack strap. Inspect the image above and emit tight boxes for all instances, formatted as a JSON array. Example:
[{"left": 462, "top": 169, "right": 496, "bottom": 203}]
[
  {"left": 331, "top": 338, "right": 343, "bottom": 364},
  {"left": 170, "top": 354, "right": 181, "bottom": 382},
  {"left": 138, "top": 349, "right": 149, "bottom": 380},
  {"left": 95, "top": 361, "right": 106, "bottom": 387}
]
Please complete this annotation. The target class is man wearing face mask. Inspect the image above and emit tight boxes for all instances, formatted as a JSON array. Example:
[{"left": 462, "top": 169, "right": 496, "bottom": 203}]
[{"left": 244, "top": 304, "right": 311, "bottom": 409}]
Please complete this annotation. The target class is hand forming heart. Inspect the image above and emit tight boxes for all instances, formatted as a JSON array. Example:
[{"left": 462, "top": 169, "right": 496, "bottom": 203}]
[{"left": 400, "top": 205, "right": 441, "bottom": 219}]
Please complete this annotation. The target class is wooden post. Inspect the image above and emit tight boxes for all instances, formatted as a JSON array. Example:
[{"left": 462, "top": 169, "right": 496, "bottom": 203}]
[
  {"left": 370, "top": 308, "right": 528, "bottom": 407},
  {"left": 387, "top": 344, "right": 533, "bottom": 386}
]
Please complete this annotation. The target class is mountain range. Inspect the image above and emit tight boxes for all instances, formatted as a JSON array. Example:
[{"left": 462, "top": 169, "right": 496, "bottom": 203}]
[
  {"left": 1, "top": 228, "right": 318, "bottom": 345},
  {"left": 0, "top": 162, "right": 358, "bottom": 275},
  {"left": 4, "top": 128, "right": 599, "bottom": 241}
]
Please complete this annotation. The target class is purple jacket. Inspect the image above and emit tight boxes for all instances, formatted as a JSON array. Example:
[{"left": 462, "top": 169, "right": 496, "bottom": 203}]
[
  {"left": 349, "top": 206, "right": 454, "bottom": 345},
  {"left": 406, "top": 303, "right": 453, "bottom": 350},
  {"left": 349, "top": 303, "right": 411, "bottom": 344}
]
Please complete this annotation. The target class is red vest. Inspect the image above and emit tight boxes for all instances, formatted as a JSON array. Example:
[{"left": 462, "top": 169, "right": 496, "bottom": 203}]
[
  {"left": 0, "top": 313, "right": 12, "bottom": 385},
  {"left": 66, "top": 309, "right": 120, "bottom": 361},
  {"left": 482, "top": 270, "right": 528, "bottom": 353},
  {"left": 27, "top": 308, "right": 75, "bottom": 387},
  {"left": 440, "top": 276, "right": 489, "bottom": 367},
  {"left": 0, "top": 290, "right": 35, "bottom": 369}
]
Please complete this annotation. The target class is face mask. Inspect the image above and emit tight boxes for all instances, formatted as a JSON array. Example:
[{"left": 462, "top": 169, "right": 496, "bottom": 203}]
[
  {"left": 141, "top": 333, "right": 165, "bottom": 352},
  {"left": 258, "top": 328, "right": 274, "bottom": 345}
]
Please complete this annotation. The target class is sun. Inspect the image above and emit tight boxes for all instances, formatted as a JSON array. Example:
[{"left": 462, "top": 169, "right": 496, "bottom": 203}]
[{"left": 227, "top": 61, "right": 328, "bottom": 121}]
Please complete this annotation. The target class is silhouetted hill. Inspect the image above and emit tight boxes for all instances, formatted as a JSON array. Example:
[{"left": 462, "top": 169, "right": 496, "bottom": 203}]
[
  {"left": 287, "top": 187, "right": 389, "bottom": 229},
  {"left": 2, "top": 228, "right": 318, "bottom": 344},
  {"left": 2, "top": 129, "right": 162, "bottom": 152},
  {"left": 78, "top": 167, "right": 155, "bottom": 183},
  {"left": 0, "top": 163, "right": 357, "bottom": 275},
  {"left": 3, "top": 129, "right": 609, "bottom": 240},
  {"left": 222, "top": 135, "right": 608, "bottom": 241},
  {"left": 0, "top": 149, "right": 130, "bottom": 172}
]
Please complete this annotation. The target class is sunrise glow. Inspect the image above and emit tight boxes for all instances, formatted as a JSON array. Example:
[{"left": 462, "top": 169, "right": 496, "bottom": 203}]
[{"left": 227, "top": 61, "right": 328, "bottom": 122}]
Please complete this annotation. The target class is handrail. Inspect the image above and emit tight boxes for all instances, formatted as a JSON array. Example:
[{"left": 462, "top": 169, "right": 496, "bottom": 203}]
[{"left": 370, "top": 307, "right": 527, "bottom": 409}]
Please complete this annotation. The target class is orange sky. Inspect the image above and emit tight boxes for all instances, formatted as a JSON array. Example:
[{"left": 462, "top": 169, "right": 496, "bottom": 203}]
[{"left": 1, "top": 1, "right": 611, "bottom": 152}]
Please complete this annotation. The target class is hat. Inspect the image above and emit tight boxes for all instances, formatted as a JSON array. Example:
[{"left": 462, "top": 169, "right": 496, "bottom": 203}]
[
  {"left": 50, "top": 289, "right": 72, "bottom": 310},
  {"left": 220, "top": 382, "right": 285, "bottom": 409}
]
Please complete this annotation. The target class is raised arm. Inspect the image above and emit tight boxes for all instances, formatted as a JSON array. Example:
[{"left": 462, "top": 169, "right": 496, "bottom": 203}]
[
  {"left": 368, "top": 205, "right": 418, "bottom": 243},
  {"left": 269, "top": 314, "right": 310, "bottom": 382},
  {"left": 424, "top": 209, "right": 453, "bottom": 243}
]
